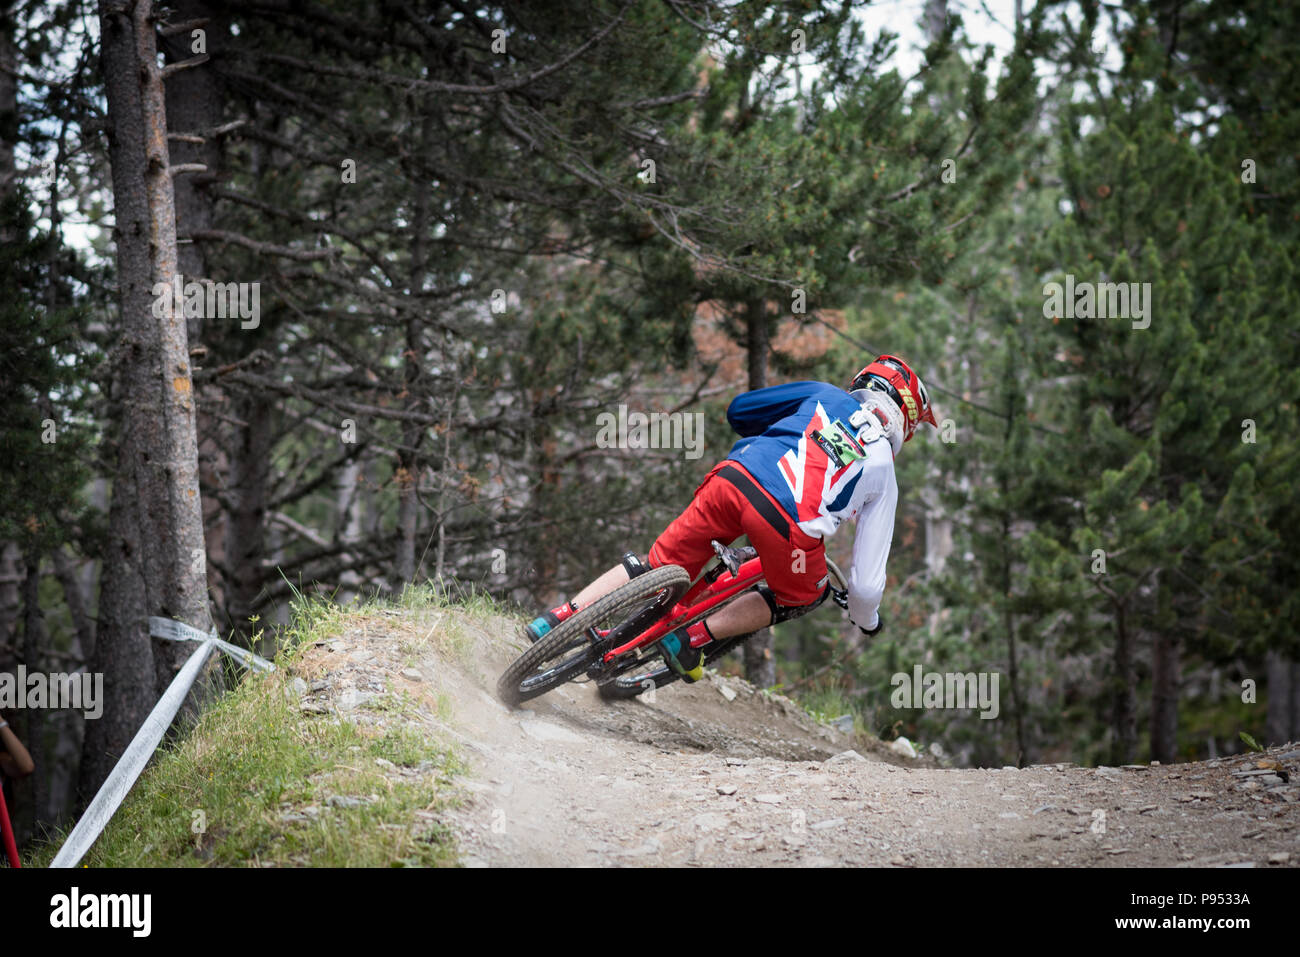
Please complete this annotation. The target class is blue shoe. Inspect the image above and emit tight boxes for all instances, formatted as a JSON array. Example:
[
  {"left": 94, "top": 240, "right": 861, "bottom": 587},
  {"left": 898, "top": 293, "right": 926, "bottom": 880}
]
[
  {"left": 523, "top": 601, "right": 577, "bottom": 643},
  {"left": 523, "top": 610, "right": 560, "bottom": 644},
  {"left": 658, "top": 629, "right": 704, "bottom": 683}
]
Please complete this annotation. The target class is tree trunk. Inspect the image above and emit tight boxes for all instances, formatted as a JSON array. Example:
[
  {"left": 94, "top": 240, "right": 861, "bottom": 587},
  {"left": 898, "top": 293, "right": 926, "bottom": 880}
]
[
  {"left": 49, "top": 547, "right": 92, "bottom": 828},
  {"left": 395, "top": 349, "right": 422, "bottom": 587},
  {"left": 0, "top": 15, "right": 20, "bottom": 679},
  {"left": 0, "top": 8, "right": 14, "bottom": 197},
  {"left": 1110, "top": 602, "right": 1137, "bottom": 765},
  {"left": 924, "top": 0, "right": 948, "bottom": 43},
  {"left": 1150, "top": 628, "right": 1181, "bottom": 762},
  {"left": 742, "top": 298, "right": 776, "bottom": 688},
  {"left": 160, "top": 0, "right": 222, "bottom": 343},
  {"left": 17, "top": 556, "right": 45, "bottom": 841},
  {"left": 1265, "top": 650, "right": 1294, "bottom": 745},
  {"left": 1291, "top": 662, "right": 1300, "bottom": 744},
  {"left": 0, "top": 543, "right": 20, "bottom": 676},
  {"left": 52, "top": 547, "right": 95, "bottom": 661},
  {"left": 335, "top": 458, "right": 364, "bottom": 604},
  {"left": 160, "top": 0, "right": 233, "bottom": 634},
  {"left": 227, "top": 392, "right": 271, "bottom": 633},
  {"left": 745, "top": 298, "right": 769, "bottom": 394},
  {"left": 1000, "top": 518, "right": 1028, "bottom": 766},
  {"left": 395, "top": 112, "right": 431, "bottom": 589},
  {"left": 80, "top": 0, "right": 213, "bottom": 798},
  {"left": 435, "top": 404, "right": 455, "bottom": 582}
]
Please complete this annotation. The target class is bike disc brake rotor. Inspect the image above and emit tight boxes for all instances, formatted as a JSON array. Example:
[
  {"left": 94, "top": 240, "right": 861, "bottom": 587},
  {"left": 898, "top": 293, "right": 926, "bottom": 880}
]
[{"left": 582, "top": 593, "right": 679, "bottom": 682}]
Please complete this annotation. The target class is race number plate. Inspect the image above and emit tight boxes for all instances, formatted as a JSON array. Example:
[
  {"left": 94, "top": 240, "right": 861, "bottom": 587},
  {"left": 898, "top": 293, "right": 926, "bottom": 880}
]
[{"left": 812, "top": 418, "right": 865, "bottom": 468}]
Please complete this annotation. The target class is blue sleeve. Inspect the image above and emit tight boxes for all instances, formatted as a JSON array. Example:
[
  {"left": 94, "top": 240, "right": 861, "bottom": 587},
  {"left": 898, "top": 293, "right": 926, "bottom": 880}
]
[{"left": 725, "top": 381, "right": 835, "bottom": 437}]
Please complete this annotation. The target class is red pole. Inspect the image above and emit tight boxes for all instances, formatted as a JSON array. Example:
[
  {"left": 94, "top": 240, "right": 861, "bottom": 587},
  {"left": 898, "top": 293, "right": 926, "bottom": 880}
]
[{"left": 0, "top": 782, "right": 20, "bottom": 867}]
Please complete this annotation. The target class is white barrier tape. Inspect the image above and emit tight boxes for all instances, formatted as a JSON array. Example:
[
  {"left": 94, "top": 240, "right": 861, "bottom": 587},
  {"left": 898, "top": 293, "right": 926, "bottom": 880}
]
[
  {"left": 148, "top": 616, "right": 275, "bottom": 673},
  {"left": 147, "top": 616, "right": 213, "bottom": 644},
  {"left": 208, "top": 635, "right": 276, "bottom": 673},
  {"left": 50, "top": 616, "right": 277, "bottom": 868},
  {"left": 51, "top": 638, "right": 216, "bottom": 868}
]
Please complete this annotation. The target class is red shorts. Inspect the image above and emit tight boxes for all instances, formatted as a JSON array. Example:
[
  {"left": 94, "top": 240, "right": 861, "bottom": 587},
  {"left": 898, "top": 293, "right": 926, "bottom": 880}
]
[{"left": 648, "top": 461, "right": 827, "bottom": 607}]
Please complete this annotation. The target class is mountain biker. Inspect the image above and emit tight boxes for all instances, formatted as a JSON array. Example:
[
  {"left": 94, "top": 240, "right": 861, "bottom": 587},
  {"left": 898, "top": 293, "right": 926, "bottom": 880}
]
[{"left": 523, "top": 355, "right": 937, "bottom": 684}]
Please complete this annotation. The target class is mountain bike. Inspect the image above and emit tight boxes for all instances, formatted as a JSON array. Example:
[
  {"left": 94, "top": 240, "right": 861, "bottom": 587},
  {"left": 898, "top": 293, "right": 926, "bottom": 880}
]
[{"left": 496, "top": 540, "right": 850, "bottom": 707}]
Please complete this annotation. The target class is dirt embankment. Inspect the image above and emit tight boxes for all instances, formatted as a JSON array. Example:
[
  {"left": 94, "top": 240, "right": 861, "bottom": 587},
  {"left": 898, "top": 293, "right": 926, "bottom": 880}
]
[{"left": 299, "top": 607, "right": 1300, "bottom": 868}]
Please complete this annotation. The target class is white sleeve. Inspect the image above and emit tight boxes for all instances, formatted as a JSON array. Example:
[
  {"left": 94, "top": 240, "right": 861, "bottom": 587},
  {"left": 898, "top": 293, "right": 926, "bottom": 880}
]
[{"left": 846, "top": 452, "right": 897, "bottom": 631}]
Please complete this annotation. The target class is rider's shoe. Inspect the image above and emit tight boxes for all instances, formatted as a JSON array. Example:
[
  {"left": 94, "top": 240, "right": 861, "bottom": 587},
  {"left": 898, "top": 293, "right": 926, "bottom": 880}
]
[
  {"left": 524, "top": 600, "right": 578, "bottom": 644},
  {"left": 658, "top": 622, "right": 711, "bottom": 683}
]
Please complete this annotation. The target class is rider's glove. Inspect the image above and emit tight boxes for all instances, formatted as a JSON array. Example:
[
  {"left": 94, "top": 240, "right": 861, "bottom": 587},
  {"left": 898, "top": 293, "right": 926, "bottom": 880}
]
[{"left": 859, "top": 613, "right": 884, "bottom": 638}]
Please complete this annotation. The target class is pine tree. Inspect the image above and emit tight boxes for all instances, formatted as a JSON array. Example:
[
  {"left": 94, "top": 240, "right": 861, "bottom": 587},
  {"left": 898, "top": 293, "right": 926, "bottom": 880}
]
[{"left": 1029, "top": 12, "right": 1295, "bottom": 763}]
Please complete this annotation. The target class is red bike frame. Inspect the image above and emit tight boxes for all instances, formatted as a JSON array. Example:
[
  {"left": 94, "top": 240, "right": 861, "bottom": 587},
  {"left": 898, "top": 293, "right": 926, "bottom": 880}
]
[{"left": 601, "top": 556, "right": 767, "bottom": 663}]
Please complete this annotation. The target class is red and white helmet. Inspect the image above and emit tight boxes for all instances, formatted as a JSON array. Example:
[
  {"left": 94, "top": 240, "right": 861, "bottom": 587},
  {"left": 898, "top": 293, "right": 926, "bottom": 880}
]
[{"left": 849, "top": 354, "right": 937, "bottom": 443}]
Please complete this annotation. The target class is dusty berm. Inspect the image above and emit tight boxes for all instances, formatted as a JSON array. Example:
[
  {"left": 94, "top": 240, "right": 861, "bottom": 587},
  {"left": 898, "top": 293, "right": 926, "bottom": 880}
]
[{"left": 301, "top": 601, "right": 1300, "bottom": 868}]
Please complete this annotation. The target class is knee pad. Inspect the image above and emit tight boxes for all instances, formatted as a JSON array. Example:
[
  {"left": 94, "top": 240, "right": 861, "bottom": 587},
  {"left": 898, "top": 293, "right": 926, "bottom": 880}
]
[
  {"left": 622, "top": 552, "right": 651, "bottom": 579},
  {"left": 756, "top": 584, "right": 829, "bottom": 626}
]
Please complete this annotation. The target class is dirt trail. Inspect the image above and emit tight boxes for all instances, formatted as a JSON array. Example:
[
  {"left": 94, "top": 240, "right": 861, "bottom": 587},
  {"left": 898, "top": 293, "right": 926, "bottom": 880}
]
[{"left": 304, "top": 608, "right": 1300, "bottom": 868}]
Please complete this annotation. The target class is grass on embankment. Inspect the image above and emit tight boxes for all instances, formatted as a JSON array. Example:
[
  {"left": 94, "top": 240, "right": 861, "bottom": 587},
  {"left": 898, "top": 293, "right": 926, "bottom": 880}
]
[{"left": 27, "top": 587, "right": 502, "bottom": 868}]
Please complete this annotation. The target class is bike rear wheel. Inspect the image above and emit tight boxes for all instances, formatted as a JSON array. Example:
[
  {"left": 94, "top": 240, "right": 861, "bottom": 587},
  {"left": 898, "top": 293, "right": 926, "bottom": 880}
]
[
  {"left": 497, "top": 565, "right": 690, "bottom": 708},
  {"left": 596, "top": 629, "right": 755, "bottom": 700}
]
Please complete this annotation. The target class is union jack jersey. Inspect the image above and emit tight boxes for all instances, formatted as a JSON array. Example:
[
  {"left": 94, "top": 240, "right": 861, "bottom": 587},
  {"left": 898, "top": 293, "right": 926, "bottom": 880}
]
[{"left": 725, "top": 381, "right": 898, "bottom": 630}]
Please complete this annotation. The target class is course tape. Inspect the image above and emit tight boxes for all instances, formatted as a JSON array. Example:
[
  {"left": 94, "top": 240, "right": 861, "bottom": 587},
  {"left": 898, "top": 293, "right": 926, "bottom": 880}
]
[
  {"left": 50, "top": 638, "right": 216, "bottom": 868},
  {"left": 149, "top": 616, "right": 275, "bottom": 673},
  {"left": 50, "top": 618, "right": 274, "bottom": 868}
]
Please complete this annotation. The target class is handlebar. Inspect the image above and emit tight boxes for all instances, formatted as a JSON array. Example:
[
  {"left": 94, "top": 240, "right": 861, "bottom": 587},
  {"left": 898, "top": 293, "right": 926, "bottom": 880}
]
[{"left": 825, "top": 558, "right": 850, "bottom": 609}]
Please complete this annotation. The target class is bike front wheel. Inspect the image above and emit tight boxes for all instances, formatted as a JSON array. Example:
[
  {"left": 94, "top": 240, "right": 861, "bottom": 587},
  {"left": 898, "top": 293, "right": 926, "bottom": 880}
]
[{"left": 497, "top": 565, "right": 690, "bottom": 708}]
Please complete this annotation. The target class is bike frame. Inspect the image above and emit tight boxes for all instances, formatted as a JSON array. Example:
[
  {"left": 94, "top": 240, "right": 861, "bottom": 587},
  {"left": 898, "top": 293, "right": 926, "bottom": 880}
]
[{"left": 601, "top": 556, "right": 767, "bottom": 664}]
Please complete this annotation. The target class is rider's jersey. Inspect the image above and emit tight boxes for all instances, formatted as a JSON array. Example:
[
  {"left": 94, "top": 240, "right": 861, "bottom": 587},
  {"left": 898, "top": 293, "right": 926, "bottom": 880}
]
[{"left": 725, "top": 381, "right": 898, "bottom": 630}]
